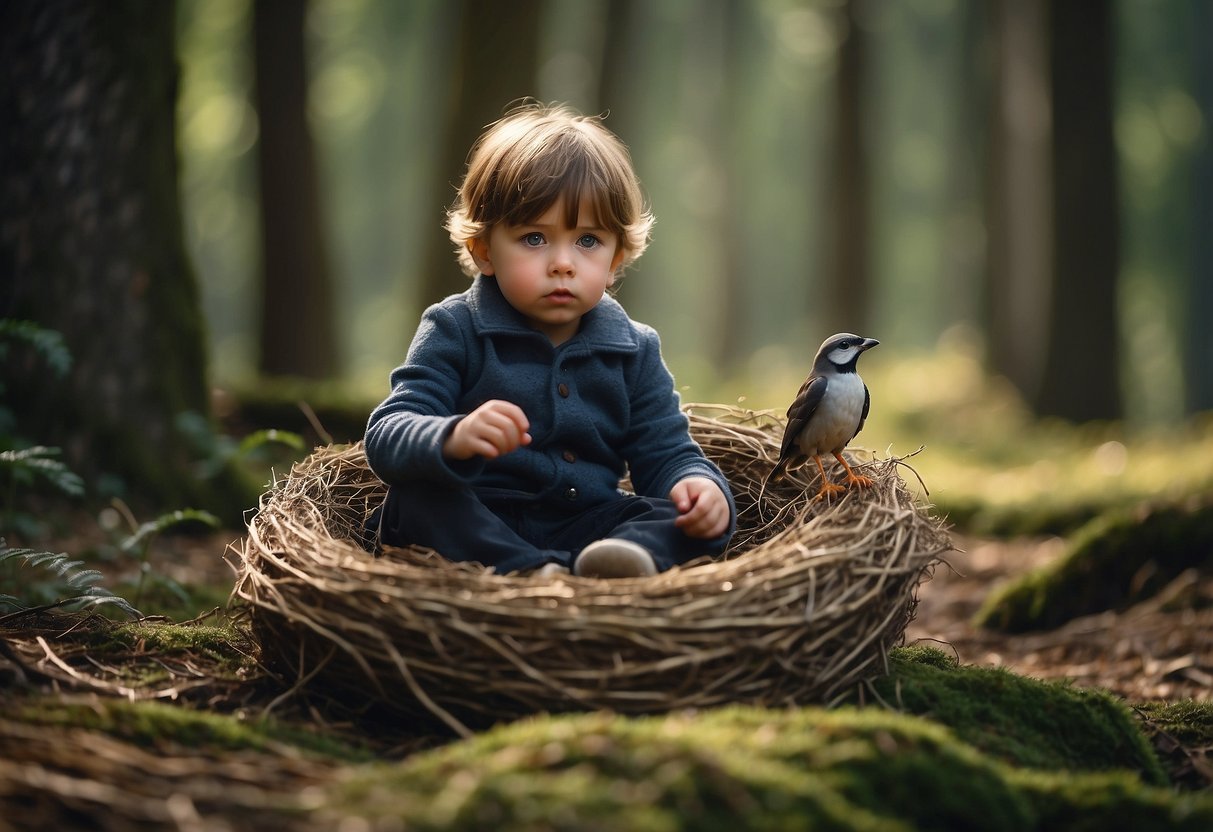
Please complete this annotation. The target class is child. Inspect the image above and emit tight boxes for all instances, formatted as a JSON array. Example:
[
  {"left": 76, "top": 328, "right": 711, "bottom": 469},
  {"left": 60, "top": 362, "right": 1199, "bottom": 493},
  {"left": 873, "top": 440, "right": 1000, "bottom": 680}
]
[{"left": 364, "top": 103, "right": 735, "bottom": 578}]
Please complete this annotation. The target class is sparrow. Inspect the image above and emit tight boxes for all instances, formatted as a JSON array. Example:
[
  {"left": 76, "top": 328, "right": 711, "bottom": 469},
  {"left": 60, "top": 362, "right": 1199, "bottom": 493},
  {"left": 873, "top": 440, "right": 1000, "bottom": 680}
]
[{"left": 767, "top": 332, "right": 879, "bottom": 501}]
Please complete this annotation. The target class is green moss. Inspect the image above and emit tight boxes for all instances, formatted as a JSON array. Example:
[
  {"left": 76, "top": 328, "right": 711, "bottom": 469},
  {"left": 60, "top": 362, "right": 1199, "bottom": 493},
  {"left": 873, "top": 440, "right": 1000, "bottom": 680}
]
[
  {"left": 329, "top": 707, "right": 1212, "bottom": 831},
  {"left": 1135, "top": 701, "right": 1213, "bottom": 748},
  {"left": 74, "top": 619, "right": 249, "bottom": 664},
  {"left": 63, "top": 619, "right": 257, "bottom": 685},
  {"left": 1134, "top": 701, "right": 1213, "bottom": 791},
  {"left": 14, "top": 696, "right": 371, "bottom": 762},
  {"left": 855, "top": 646, "right": 1167, "bottom": 784},
  {"left": 974, "top": 501, "right": 1213, "bottom": 633}
]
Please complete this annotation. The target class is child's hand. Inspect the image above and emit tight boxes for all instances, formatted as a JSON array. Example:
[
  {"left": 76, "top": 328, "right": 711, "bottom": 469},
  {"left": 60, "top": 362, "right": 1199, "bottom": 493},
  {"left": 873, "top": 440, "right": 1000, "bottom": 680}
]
[
  {"left": 670, "top": 476, "right": 730, "bottom": 539},
  {"left": 444, "top": 400, "right": 532, "bottom": 460}
]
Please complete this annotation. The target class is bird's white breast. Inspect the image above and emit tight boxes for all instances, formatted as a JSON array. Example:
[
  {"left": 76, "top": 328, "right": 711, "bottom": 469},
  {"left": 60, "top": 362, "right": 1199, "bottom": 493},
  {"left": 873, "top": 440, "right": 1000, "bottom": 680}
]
[{"left": 796, "top": 372, "right": 867, "bottom": 456}]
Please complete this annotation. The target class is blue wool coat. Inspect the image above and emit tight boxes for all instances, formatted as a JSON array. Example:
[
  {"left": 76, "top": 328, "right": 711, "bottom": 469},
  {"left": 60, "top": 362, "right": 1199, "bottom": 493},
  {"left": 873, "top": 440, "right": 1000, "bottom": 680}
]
[{"left": 365, "top": 276, "right": 736, "bottom": 529}]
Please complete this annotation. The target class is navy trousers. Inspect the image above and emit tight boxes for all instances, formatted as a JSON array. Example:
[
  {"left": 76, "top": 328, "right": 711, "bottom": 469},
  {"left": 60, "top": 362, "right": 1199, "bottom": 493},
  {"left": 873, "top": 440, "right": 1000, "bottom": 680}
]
[{"left": 372, "top": 480, "right": 731, "bottom": 574}]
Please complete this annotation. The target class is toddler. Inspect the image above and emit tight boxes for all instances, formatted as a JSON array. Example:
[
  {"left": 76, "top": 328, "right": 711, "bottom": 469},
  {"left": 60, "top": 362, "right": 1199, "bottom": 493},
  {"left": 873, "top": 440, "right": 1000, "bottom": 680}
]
[{"left": 364, "top": 103, "right": 735, "bottom": 578}]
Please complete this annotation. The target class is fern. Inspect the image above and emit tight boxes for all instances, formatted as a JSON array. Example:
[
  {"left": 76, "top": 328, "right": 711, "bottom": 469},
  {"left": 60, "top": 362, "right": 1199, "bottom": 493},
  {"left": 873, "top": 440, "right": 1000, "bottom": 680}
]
[
  {"left": 120, "top": 509, "right": 222, "bottom": 555},
  {"left": 1, "top": 446, "right": 85, "bottom": 497},
  {"left": 0, "top": 319, "right": 72, "bottom": 379},
  {"left": 119, "top": 509, "right": 221, "bottom": 609},
  {"left": 0, "top": 541, "right": 140, "bottom": 618}
]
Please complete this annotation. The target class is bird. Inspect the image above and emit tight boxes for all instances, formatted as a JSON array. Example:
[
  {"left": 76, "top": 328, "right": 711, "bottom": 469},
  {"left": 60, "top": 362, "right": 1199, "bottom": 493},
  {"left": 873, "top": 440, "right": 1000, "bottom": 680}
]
[{"left": 767, "top": 332, "right": 879, "bottom": 501}]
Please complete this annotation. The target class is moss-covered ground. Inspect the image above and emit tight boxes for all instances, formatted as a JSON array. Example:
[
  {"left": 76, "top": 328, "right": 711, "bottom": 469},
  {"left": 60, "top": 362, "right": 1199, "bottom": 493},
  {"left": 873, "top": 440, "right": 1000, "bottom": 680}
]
[
  {"left": 329, "top": 706, "right": 1211, "bottom": 832},
  {"left": 974, "top": 500, "right": 1213, "bottom": 632},
  {"left": 858, "top": 646, "right": 1167, "bottom": 782},
  {"left": 4, "top": 631, "right": 1211, "bottom": 830},
  {"left": 12, "top": 695, "right": 373, "bottom": 763}
]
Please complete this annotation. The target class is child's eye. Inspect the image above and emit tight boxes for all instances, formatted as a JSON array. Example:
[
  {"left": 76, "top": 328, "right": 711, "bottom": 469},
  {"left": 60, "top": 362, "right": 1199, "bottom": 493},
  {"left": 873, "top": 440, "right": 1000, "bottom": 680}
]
[
  {"left": 522, "top": 232, "right": 545, "bottom": 246},
  {"left": 577, "top": 234, "right": 601, "bottom": 249}
]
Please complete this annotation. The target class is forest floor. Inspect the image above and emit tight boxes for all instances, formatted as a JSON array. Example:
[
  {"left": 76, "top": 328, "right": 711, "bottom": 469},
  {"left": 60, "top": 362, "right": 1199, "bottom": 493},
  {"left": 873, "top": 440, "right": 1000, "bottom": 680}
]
[
  {"left": 907, "top": 533, "right": 1213, "bottom": 704},
  {"left": 907, "top": 532, "right": 1213, "bottom": 792},
  {"left": 13, "top": 517, "right": 1213, "bottom": 710},
  {"left": 3, "top": 520, "right": 1211, "bottom": 829}
]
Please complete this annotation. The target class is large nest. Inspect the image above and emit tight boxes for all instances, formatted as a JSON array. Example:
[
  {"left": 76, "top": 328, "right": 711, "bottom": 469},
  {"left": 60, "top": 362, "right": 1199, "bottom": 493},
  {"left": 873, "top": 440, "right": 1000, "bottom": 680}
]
[{"left": 233, "top": 404, "right": 950, "bottom": 736}]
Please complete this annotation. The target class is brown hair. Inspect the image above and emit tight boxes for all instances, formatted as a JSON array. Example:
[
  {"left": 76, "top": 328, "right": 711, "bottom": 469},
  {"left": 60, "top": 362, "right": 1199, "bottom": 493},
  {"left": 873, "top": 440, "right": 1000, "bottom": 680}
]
[{"left": 446, "top": 102, "right": 654, "bottom": 277}]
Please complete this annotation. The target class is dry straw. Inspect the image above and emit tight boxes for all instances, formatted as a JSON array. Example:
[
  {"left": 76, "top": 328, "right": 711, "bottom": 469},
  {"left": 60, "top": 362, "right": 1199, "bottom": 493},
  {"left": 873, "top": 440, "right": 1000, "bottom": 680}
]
[{"left": 233, "top": 404, "right": 950, "bottom": 737}]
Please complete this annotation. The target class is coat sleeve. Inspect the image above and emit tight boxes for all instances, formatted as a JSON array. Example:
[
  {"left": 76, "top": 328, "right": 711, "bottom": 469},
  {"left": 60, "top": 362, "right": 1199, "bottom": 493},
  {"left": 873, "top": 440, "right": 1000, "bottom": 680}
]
[
  {"left": 620, "top": 327, "right": 737, "bottom": 532},
  {"left": 364, "top": 304, "right": 484, "bottom": 486}
]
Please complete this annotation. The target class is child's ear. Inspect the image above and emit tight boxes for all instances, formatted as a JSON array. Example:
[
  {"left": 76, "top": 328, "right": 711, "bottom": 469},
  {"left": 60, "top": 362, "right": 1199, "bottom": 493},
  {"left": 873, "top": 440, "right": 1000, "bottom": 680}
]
[
  {"left": 468, "top": 237, "right": 495, "bottom": 276},
  {"left": 607, "top": 248, "right": 627, "bottom": 284}
]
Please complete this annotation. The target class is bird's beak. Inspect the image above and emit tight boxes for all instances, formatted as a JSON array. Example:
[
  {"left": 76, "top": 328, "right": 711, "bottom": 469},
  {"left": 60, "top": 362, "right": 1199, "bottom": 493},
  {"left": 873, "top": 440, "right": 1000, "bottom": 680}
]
[{"left": 861, "top": 338, "right": 880, "bottom": 351}]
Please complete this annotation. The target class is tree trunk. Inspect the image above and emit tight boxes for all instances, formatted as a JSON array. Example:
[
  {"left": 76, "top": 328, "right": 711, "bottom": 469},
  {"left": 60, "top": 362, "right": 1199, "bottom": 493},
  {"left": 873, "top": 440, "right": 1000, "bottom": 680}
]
[
  {"left": 1035, "top": 0, "right": 1122, "bottom": 421},
  {"left": 252, "top": 0, "right": 338, "bottom": 379},
  {"left": 0, "top": 0, "right": 250, "bottom": 517},
  {"left": 416, "top": 0, "right": 541, "bottom": 314},
  {"left": 1185, "top": 0, "right": 1213, "bottom": 415},
  {"left": 822, "top": 0, "right": 872, "bottom": 335},
  {"left": 984, "top": 0, "right": 1052, "bottom": 401},
  {"left": 596, "top": 0, "right": 640, "bottom": 120}
]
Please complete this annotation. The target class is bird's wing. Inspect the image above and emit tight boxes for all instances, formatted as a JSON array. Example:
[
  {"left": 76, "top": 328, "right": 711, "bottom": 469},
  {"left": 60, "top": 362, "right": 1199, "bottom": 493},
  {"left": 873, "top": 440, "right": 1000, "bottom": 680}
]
[
  {"left": 778, "top": 375, "right": 828, "bottom": 460},
  {"left": 854, "top": 382, "right": 871, "bottom": 438}
]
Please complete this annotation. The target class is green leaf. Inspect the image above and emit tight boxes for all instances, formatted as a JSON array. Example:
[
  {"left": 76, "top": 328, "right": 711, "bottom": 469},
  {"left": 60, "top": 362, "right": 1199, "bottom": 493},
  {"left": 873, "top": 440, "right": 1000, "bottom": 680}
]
[
  {"left": 237, "top": 428, "right": 307, "bottom": 456},
  {"left": 120, "top": 508, "right": 221, "bottom": 554},
  {"left": 0, "top": 446, "right": 85, "bottom": 497},
  {"left": 0, "top": 544, "right": 140, "bottom": 618}
]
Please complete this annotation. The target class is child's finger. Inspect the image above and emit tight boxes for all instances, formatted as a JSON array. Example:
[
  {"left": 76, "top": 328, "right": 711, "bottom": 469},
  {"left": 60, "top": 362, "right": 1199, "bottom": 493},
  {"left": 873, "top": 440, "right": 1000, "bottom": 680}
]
[
  {"left": 483, "top": 401, "right": 531, "bottom": 450},
  {"left": 676, "top": 493, "right": 728, "bottom": 538}
]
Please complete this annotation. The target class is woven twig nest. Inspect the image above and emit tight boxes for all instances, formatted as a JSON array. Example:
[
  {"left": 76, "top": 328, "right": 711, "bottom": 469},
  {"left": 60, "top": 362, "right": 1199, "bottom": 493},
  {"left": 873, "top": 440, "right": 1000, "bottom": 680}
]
[{"left": 233, "top": 404, "right": 950, "bottom": 736}]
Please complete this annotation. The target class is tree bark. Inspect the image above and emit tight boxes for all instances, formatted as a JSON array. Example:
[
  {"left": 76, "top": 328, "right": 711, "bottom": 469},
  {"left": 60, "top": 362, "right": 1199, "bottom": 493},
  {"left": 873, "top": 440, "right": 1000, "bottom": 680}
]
[
  {"left": 596, "top": 0, "right": 640, "bottom": 120},
  {"left": 1035, "top": 0, "right": 1122, "bottom": 421},
  {"left": 252, "top": 0, "right": 338, "bottom": 379},
  {"left": 0, "top": 0, "right": 249, "bottom": 517},
  {"left": 416, "top": 0, "right": 541, "bottom": 315},
  {"left": 823, "top": 0, "right": 872, "bottom": 335},
  {"left": 1185, "top": 0, "right": 1213, "bottom": 415},
  {"left": 984, "top": 0, "right": 1052, "bottom": 401}
]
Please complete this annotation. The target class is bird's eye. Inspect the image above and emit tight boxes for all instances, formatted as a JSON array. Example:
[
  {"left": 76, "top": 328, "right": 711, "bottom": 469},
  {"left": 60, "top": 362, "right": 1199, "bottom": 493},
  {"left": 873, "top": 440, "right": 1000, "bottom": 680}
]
[{"left": 838, "top": 340, "right": 849, "bottom": 349}]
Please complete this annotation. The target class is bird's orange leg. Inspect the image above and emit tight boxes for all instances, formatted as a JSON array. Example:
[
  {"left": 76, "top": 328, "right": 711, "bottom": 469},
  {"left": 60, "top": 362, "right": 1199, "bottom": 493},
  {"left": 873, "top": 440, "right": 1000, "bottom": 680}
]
[
  {"left": 813, "top": 455, "right": 847, "bottom": 501},
  {"left": 833, "top": 451, "right": 874, "bottom": 489}
]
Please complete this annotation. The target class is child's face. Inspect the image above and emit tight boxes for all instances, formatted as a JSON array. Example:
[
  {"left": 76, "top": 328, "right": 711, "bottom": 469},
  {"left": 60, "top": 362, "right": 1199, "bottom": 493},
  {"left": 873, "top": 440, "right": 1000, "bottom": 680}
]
[{"left": 470, "top": 196, "right": 625, "bottom": 346}]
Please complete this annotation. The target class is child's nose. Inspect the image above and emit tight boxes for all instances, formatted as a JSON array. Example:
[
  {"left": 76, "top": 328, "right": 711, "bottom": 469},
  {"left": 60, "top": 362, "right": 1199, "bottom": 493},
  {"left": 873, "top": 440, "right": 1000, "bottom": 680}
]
[{"left": 549, "top": 245, "right": 575, "bottom": 275}]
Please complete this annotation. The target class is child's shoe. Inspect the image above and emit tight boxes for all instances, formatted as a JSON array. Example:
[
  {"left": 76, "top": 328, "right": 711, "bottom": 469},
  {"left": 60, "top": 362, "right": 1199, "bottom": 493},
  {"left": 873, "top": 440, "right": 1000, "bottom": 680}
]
[{"left": 574, "top": 539, "right": 657, "bottom": 578}]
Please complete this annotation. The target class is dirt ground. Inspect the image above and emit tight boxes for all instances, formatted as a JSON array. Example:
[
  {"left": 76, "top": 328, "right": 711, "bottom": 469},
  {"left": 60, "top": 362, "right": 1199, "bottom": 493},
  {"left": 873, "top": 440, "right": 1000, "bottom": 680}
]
[{"left": 907, "top": 534, "right": 1213, "bottom": 703}]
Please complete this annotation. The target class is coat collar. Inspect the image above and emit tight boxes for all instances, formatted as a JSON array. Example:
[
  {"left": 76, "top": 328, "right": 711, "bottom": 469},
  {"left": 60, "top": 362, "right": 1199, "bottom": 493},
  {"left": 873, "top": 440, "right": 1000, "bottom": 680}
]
[{"left": 466, "top": 275, "right": 639, "bottom": 354}]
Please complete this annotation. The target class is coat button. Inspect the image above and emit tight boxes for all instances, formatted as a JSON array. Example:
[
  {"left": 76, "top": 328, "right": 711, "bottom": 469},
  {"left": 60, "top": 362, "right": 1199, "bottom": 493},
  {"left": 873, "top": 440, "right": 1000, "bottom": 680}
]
[
  {"left": 563, "top": 487, "right": 578, "bottom": 501},
  {"left": 557, "top": 383, "right": 570, "bottom": 398},
  {"left": 562, "top": 450, "right": 577, "bottom": 463}
]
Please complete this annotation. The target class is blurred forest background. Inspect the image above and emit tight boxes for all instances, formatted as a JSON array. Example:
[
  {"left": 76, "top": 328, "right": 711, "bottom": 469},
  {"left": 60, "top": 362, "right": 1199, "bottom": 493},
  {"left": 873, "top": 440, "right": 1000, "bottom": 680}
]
[
  {"left": 175, "top": 0, "right": 1212, "bottom": 423},
  {"left": 4, "top": 0, "right": 1213, "bottom": 523}
]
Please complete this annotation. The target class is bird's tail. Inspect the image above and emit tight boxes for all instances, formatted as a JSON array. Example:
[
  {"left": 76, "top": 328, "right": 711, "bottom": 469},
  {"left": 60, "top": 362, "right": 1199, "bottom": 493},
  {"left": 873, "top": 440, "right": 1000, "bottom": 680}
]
[
  {"left": 757, "top": 459, "right": 787, "bottom": 522},
  {"left": 765, "top": 458, "right": 787, "bottom": 486}
]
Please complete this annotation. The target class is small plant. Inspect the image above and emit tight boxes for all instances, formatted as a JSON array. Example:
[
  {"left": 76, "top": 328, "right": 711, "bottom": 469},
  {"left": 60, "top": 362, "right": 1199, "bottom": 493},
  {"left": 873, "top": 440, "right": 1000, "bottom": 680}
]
[
  {"left": 1, "top": 446, "right": 86, "bottom": 537},
  {"left": 116, "top": 507, "right": 222, "bottom": 610},
  {"left": 175, "top": 411, "right": 306, "bottom": 481},
  {"left": 0, "top": 320, "right": 82, "bottom": 539},
  {"left": 0, "top": 540, "right": 140, "bottom": 619}
]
